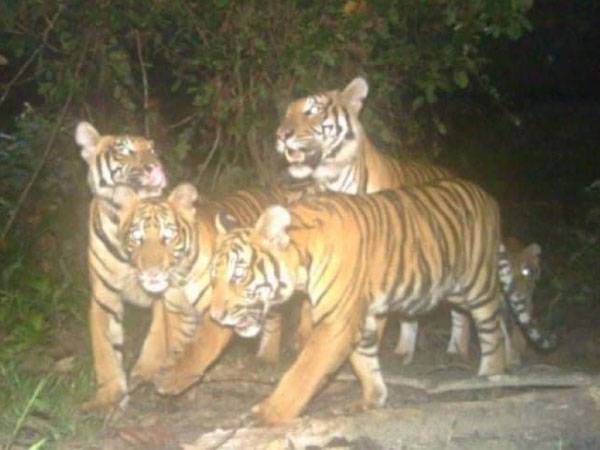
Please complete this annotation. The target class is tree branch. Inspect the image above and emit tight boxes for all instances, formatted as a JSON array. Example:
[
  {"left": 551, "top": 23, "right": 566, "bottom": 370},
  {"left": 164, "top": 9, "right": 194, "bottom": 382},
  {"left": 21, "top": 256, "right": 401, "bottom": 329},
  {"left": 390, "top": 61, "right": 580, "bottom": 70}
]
[
  {"left": 0, "top": 36, "right": 90, "bottom": 244},
  {"left": 0, "top": 4, "right": 64, "bottom": 109},
  {"left": 135, "top": 30, "right": 150, "bottom": 137}
]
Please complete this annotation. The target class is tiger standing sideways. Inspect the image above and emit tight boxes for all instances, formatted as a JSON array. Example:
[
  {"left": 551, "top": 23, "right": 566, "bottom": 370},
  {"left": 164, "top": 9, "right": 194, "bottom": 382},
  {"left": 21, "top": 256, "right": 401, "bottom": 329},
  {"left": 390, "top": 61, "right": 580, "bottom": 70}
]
[
  {"left": 209, "top": 178, "right": 556, "bottom": 425},
  {"left": 75, "top": 121, "right": 169, "bottom": 411},
  {"left": 114, "top": 183, "right": 307, "bottom": 395},
  {"left": 276, "top": 76, "right": 481, "bottom": 361}
]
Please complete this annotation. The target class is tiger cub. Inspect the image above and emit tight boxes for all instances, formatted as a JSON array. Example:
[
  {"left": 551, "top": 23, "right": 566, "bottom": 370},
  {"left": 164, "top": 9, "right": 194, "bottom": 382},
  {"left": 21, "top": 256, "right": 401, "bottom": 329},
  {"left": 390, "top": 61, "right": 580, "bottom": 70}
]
[
  {"left": 114, "top": 183, "right": 305, "bottom": 395},
  {"left": 396, "top": 238, "right": 544, "bottom": 366},
  {"left": 209, "top": 179, "right": 556, "bottom": 425},
  {"left": 75, "top": 122, "right": 168, "bottom": 412}
]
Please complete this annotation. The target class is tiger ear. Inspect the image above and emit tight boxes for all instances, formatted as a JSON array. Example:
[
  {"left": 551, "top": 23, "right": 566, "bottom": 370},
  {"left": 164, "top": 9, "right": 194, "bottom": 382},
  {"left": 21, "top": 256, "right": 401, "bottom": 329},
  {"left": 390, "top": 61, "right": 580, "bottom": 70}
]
[
  {"left": 215, "top": 211, "right": 240, "bottom": 234},
  {"left": 75, "top": 121, "right": 101, "bottom": 161},
  {"left": 168, "top": 183, "right": 198, "bottom": 215},
  {"left": 255, "top": 205, "right": 291, "bottom": 250},
  {"left": 523, "top": 242, "right": 542, "bottom": 265},
  {"left": 341, "top": 77, "right": 369, "bottom": 115}
]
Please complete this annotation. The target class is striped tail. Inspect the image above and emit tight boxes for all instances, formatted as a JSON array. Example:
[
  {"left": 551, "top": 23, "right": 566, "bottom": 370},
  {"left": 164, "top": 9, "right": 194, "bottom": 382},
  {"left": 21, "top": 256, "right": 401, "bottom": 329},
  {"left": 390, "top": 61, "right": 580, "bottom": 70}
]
[{"left": 498, "top": 243, "right": 558, "bottom": 351}]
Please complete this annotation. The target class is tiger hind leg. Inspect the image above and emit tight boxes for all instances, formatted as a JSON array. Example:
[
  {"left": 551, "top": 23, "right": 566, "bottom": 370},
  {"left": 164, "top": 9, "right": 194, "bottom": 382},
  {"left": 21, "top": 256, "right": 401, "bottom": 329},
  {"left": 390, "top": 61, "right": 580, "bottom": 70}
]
[
  {"left": 464, "top": 291, "right": 506, "bottom": 376},
  {"left": 349, "top": 315, "right": 387, "bottom": 410},
  {"left": 446, "top": 309, "right": 472, "bottom": 359},
  {"left": 393, "top": 319, "right": 418, "bottom": 365}
]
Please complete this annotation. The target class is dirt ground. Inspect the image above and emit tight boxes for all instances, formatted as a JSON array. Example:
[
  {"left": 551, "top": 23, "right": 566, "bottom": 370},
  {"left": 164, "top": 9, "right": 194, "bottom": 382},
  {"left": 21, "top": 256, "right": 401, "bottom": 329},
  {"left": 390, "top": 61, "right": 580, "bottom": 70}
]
[{"left": 61, "top": 304, "right": 600, "bottom": 450}]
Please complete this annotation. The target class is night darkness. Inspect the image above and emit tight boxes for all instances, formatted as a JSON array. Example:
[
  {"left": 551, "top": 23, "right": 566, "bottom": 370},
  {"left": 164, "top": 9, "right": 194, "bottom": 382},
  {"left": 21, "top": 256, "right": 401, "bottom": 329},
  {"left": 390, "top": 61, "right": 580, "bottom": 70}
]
[{"left": 1, "top": 0, "right": 600, "bottom": 446}]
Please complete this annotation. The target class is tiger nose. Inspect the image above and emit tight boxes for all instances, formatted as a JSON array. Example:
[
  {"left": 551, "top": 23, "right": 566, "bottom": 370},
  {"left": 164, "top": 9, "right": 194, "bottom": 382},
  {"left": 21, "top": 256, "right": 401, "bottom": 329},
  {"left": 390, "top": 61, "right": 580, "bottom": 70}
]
[
  {"left": 276, "top": 126, "right": 293, "bottom": 141},
  {"left": 144, "top": 163, "right": 159, "bottom": 173}
]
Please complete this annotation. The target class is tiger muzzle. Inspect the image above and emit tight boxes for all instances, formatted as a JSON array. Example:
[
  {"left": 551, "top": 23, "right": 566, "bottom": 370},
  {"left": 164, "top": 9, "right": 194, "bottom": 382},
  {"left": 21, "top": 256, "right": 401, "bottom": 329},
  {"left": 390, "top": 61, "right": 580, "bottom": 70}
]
[{"left": 138, "top": 267, "right": 170, "bottom": 294}]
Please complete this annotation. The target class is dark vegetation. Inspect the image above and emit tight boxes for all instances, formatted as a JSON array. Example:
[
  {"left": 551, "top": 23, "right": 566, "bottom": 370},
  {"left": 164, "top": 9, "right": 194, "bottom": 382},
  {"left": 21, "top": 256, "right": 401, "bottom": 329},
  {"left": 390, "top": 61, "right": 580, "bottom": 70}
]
[{"left": 0, "top": 0, "right": 599, "bottom": 447}]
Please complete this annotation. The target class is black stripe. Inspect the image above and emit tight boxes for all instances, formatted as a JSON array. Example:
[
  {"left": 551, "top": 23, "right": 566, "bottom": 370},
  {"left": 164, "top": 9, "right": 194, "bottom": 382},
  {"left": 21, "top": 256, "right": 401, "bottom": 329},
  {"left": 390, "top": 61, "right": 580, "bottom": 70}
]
[
  {"left": 93, "top": 296, "right": 122, "bottom": 323},
  {"left": 92, "top": 216, "right": 129, "bottom": 264},
  {"left": 192, "top": 285, "right": 209, "bottom": 307},
  {"left": 91, "top": 267, "right": 121, "bottom": 295},
  {"left": 95, "top": 154, "right": 108, "bottom": 187}
]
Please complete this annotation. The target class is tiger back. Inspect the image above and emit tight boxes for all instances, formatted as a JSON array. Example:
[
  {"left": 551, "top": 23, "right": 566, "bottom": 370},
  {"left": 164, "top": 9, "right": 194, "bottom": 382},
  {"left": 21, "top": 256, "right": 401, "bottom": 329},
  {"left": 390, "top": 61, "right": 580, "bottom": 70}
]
[{"left": 75, "top": 121, "right": 168, "bottom": 412}]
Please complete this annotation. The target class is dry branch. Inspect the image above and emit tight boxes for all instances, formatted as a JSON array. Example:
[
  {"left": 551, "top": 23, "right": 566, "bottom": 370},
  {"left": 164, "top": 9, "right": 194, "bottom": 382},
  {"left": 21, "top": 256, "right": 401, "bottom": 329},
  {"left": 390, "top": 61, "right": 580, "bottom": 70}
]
[
  {"left": 135, "top": 30, "right": 150, "bottom": 137},
  {"left": 200, "top": 369, "right": 593, "bottom": 395},
  {"left": 0, "top": 5, "right": 64, "bottom": 108},
  {"left": 0, "top": 36, "right": 90, "bottom": 243},
  {"left": 333, "top": 369, "right": 593, "bottom": 394},
  {"left": 426, "top": 371, "right": 593, "bottom": 394},
  {"left": 184, "top": 376, "right": 600, "bottom": 450}
]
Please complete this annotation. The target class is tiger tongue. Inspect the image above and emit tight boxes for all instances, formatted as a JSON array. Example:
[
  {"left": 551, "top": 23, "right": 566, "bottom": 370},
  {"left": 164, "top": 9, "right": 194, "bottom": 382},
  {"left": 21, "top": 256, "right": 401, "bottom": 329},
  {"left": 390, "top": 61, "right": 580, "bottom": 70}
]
[
  {"left": 286, "top": 148, "right": 305, "bottom": 163},
  {"left": 148, "top": 165, "right": 167, "bottom": 188}
]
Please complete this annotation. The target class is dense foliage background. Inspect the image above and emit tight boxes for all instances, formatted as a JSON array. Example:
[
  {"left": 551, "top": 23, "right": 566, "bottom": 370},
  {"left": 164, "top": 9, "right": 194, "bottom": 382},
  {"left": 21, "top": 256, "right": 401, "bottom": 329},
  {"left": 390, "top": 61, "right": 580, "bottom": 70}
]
[
  {"left": 1, "top": 0, "right": 599, "bottom": 446},
  {"left": 0, "top": 0, "right": 536, "bottom": 352}
]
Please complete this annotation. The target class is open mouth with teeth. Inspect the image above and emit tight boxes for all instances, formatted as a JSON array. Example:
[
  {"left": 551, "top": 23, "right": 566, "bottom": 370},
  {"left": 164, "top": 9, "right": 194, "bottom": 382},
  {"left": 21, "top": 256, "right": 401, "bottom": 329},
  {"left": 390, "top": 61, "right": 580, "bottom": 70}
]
[
  {"left": 284, "top": 146, "right": 322, "bottom": 170},
  {"left": 285, "top": 147, "right": 306, "bottom": 163}
]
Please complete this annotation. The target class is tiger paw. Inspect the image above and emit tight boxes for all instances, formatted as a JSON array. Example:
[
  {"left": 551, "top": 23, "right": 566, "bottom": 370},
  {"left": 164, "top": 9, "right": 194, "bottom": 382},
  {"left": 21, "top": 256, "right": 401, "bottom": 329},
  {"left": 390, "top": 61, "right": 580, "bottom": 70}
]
[
  {"left": 81, "top": 385, "right": 129, "bottom": 414},
  {"left": 129, "top": 364, "right": 161, "bottom": 391},
  {"left": 153, "top": 369, "right": 200, "bottom": 396},
  {"left": 393, "top": 347, "right": 415, "bottom": 366},
  {"left": 255, "top": 347, "right": 280, "bottom": 366},
  {"left": 251, "top": 399, "right": 295, "bottom": 426}
]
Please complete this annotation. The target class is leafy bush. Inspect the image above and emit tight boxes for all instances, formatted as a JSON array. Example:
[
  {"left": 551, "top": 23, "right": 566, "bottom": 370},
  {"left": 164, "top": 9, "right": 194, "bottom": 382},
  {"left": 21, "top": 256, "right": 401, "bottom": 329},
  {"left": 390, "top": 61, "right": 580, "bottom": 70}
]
[{"left": 0, "top": 0, "right": 534, "bottom": 352}]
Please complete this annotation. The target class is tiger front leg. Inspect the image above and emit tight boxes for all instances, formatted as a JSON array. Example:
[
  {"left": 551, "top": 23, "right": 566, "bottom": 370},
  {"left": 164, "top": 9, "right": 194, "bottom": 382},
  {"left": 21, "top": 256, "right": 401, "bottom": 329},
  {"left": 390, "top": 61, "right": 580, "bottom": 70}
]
[
  {"left": 446, "top": 309, "right": 472, "bottom": 359},
  {"left": 82, "top": 298, "right": 128, "bottom": 412},
  {"left": 130, "top": 300, "right": 197, "bottom": 388},
  {"left": 255, "top": 312, "right": 283, "bottom": 365},
  {"left": 253, "top": 320, "right": 355, "bottom": 426},
  {"left": 294, "top": 296, "right": 313, "bottom": 351},
  {"left": 154, "top": 312, "right": 233, "bottom": 395},
  {"left": 393, "top": 319, "right": 419, "bottom": 365}
]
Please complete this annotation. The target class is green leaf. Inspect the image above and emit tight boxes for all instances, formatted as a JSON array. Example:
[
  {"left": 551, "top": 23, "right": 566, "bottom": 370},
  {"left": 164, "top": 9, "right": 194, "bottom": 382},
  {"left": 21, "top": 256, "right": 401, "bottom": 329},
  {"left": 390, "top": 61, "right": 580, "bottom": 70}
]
[
  {"left": 453, "top": 70, "right": 469, "bottom": 89},
  {"left": 411, "top": 96, "right": 425, "bottom": 111}
]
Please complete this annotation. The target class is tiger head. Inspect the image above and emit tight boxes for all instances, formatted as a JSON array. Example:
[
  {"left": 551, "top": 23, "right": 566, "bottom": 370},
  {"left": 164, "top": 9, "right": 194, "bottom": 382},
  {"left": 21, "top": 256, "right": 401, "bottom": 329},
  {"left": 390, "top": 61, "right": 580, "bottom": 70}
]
[
  {"left": 507, "top": 238, "right": 542, "bottom": 310},
  {"left": 276, "top": 77, "right": 369, "bottom": 182},
  {"left": 209, "top": 206, "right": 298, "bottom": 338},
  {"left": 117, "top": 183, "right": 198, "bottom": 294},
  {"left": 75, "top": 121, "right": 167, "bottom": 199}
]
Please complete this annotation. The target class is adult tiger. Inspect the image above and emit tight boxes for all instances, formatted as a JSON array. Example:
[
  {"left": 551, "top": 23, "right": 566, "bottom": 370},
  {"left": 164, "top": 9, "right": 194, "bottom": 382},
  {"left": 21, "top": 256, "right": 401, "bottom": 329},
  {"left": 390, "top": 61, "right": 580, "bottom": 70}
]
[
  {"left": 396, "top": 238, "right": 545, "bottom": 366},
  {"left": 276, "top": 76, "right": 450, "bottom": 193},
  {"left": 275, "top": 77, "right": 554, "bottom": 364},
  {"left": 114, "top": 182, "right": 308, "bottom": 395},
  {"left": 75, "top": 121, "right": 168, "bottom": 412},
  {"left": 209, "top": 179, "right": 557, "bottom": 425},
  {"left": 277, "top": 76, "right": 469, "bottom": 361}
]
